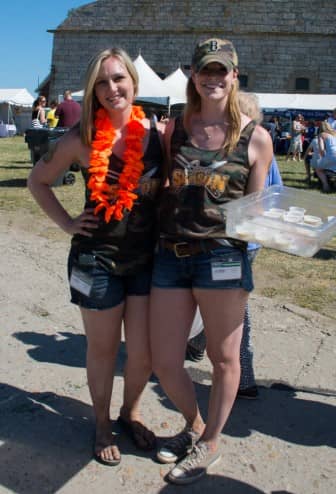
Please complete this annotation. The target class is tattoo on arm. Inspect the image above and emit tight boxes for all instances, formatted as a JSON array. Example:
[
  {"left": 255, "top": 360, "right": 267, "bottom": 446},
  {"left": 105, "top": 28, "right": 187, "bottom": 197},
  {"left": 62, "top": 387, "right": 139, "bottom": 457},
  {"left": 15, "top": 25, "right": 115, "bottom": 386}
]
[{"left": 42, "top": 140, "right": 59, "bottom": 163}]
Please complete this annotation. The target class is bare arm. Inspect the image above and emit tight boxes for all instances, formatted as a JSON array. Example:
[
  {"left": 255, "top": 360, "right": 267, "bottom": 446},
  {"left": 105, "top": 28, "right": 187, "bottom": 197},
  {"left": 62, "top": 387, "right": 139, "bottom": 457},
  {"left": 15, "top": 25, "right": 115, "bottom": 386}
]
[
  {"left": 303, "top": 141, "right": 313, "bottom": 160},
  {"left": 318, "top": 134, "right": 326, "bottom": 156},
  {"left": 246, "top": 124, "right": 273, "bottom": 194},
  {"left": 39, "top": 108, "right": 47, "bottom": 125},
  {"left": 27, "top": 130, "right": 98, "bottom": 236}
]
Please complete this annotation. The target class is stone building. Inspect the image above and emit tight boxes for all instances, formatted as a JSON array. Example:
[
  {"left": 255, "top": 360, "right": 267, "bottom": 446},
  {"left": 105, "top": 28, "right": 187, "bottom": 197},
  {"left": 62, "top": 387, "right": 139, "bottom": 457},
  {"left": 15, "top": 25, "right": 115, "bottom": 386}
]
[{"left": 45, "top": 0, "right": 336, "bottom": 100}]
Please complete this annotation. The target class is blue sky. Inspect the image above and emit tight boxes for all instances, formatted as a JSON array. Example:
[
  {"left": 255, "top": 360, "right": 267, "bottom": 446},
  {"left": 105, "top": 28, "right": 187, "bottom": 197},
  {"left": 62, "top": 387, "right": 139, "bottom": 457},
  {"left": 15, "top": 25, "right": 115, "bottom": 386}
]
[{"left": 0, "top": 0, "right": 90, "bottom": 97}]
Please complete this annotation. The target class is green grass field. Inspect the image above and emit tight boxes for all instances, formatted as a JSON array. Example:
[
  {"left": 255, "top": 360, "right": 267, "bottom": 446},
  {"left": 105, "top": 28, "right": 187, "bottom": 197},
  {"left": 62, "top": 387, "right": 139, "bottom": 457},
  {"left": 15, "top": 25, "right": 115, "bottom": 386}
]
[{"left": 0, "top": 135, "right": 335, "bottom": 319}]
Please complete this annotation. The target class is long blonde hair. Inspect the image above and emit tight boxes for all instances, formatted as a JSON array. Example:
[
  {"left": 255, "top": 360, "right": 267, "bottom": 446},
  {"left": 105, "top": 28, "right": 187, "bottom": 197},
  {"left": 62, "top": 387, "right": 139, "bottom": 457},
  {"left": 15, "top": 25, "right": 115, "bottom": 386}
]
[
  {"left": 183, "top": 74, "right": 241, "bottom": 154},
  {"left": 320, "top": 120, "right": 336, "bottom": 137},
  {"left": 80, "top": 47, "right": 139, "bottom": 146},
  {"left": 238, "top": 91, "right": 263, "bottom": 124}
]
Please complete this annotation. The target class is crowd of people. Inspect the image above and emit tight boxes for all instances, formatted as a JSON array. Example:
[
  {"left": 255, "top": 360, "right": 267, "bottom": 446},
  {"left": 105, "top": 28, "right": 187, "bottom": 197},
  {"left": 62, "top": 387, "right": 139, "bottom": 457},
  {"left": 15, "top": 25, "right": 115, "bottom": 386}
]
[
  {"left": 27, "top": 36, "right": 333, "bottom": 486},
  {"left": 260, "top": 110, "right": 336, "bottom": 192},
  {"left": 31, "top": 90, "right": 81, "bottom": 129}
]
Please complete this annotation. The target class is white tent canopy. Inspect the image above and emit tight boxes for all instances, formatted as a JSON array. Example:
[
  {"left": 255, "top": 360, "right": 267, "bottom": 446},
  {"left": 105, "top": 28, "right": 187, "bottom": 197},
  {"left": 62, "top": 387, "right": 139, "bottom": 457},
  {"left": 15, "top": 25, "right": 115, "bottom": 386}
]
[
  {"left": 0, "top": 88, "right": 34, "bottom": 136},
  {"left": 133, "top": 55, "right": 168, "bottom": 98},
  {"left": 162, "top": 68, "right": 188, "bottom": 106},
  {"left": 255, "top": 93, "right": 336, "bottom": 111},
  {"left": 0, "top": 88, "right": 34, "bottom": 107}
]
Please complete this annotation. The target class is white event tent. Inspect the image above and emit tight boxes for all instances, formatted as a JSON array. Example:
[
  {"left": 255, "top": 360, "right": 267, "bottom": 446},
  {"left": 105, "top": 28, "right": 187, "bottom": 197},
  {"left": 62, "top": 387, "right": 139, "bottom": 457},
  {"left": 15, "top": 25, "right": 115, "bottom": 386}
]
[
  {"left": 256, "top": 93, "right": 335, "bottom": 114},
  {"left": 0, "top": 88, "right": 35, "bottom": 136},
  {"left": 162, "top": 67, "right": 188, "bottom": 106}
]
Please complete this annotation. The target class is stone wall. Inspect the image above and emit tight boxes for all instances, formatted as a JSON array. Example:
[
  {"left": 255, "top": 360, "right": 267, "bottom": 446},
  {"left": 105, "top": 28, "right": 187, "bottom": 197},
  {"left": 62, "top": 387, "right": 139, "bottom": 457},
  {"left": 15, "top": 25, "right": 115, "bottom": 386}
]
[{"left": 47, "top": 0, "right": 336, "bottom": 99}]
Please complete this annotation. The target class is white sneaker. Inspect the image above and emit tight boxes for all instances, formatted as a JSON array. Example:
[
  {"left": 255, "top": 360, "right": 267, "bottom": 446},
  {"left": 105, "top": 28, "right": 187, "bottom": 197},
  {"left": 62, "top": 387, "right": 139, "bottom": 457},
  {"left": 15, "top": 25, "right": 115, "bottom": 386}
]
[
  {"left": 168, "top": 442, "right": 222, "bottom": 484},
  {"left": 157, "top": 426, "right": 200, "bottom": 464}
]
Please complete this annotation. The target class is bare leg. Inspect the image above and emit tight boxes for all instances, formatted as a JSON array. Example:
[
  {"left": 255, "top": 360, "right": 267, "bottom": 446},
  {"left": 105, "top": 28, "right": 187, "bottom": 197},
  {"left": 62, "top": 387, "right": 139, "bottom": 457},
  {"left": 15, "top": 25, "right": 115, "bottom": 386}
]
[
  {"left": 315, "top": 168, "right": 330, "bottom": 192},
  {"left": 304, "top": 159, "right": 311, "bottom": 183},
  {"left": 150, "top": 288, "right": 204, "bottom": 434},
  {"left": 194, "top": 287, "right": 248, "bottom": 451},
  {"left": 119, "top": 295, "right": 156, "bottom": 449},
  {"left": 81, "top": 304, "right": 123, "bottom": 463}
]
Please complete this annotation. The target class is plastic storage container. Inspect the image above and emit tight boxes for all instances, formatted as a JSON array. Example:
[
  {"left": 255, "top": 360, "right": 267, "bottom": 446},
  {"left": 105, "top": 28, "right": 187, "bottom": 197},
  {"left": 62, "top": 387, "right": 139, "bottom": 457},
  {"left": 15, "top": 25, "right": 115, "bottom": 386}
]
[
  {"left": 25, "top": 128, "right": 77, "bottom": 186},
  {"left": 223, "top": 185, "right": 336, "bottom": 257}
]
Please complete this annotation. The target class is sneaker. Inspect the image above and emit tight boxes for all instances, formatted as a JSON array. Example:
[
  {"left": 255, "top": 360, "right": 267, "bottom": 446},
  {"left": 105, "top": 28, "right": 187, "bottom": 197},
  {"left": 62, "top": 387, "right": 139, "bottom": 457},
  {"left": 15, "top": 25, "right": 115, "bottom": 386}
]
[
  {"left": 157, "top": 426, "right": 200, "bottom": 464},
  {"left": 237, "top": 385, "right": 259, "bottom": 400},
  {"left": 185, "top": 345, "right": 205, "bottom": 362},
  {"left": 185, "top": 330, "right": 206, "bottom": 363},
  {"left": 167, "top": 442, "right": 221, "bottom": 485}
]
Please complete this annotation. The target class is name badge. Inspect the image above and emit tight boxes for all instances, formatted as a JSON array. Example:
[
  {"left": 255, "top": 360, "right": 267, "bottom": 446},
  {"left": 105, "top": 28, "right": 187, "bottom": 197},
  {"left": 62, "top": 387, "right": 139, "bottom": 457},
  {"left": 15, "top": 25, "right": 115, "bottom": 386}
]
[
  {"left": 211, "top": 255, "right": 242, "bottom": 281},
  {"left": 70, "top": 267, "right": 93, "bottom": 296}
]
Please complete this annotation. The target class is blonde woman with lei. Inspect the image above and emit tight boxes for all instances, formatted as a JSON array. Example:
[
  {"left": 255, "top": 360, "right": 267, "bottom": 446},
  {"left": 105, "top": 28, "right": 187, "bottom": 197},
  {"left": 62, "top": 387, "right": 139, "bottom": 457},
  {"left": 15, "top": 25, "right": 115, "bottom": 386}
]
[
  {"left": 149, "top": 38, "right": 273, "bottom": 484},
  {"left": 28, "top": 47, "right": 165, "bottom": 466}
]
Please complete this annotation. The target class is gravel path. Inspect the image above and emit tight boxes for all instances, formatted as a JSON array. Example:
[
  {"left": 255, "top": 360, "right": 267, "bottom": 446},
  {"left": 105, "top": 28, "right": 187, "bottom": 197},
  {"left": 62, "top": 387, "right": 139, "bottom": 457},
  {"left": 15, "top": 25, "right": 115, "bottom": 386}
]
[{"left": 0, "top": 211, "right": 335, "bottom": 494}]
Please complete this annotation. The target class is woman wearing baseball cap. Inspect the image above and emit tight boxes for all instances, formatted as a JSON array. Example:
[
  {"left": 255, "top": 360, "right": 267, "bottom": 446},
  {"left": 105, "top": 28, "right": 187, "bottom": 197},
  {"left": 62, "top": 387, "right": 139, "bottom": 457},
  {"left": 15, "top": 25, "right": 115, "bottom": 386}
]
[{"left": 150, "top": 38, "right": 273, "bottom": 484}]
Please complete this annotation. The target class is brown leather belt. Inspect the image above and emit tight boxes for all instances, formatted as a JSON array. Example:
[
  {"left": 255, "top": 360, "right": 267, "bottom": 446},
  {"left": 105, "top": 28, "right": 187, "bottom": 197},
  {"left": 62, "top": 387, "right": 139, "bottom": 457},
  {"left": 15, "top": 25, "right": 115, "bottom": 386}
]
[{"left": 159, "top": 238, "right": 221, "bottom": 258}]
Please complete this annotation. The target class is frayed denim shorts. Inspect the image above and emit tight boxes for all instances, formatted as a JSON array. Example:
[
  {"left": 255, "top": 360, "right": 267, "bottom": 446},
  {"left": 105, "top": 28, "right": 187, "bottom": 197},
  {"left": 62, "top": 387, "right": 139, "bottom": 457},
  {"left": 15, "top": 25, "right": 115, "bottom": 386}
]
[
  {"left": 152, "top": 243, "right": 254, "bottom": 292},
  {"left": 67, "top": 248, "right": 152, "bottom": 310}
]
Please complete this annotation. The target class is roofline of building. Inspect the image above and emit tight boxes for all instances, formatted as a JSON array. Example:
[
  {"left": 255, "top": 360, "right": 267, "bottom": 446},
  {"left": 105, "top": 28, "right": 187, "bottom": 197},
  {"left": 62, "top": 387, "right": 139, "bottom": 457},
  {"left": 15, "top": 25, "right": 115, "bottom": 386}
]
[{"left": 47, "top": 28, "right": 336, "bottom": 37}]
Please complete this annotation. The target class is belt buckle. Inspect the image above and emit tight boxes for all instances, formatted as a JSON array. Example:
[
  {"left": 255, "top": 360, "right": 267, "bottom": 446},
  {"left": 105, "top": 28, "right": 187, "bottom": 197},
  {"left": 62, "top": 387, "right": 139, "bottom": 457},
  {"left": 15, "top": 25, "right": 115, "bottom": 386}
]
[{"left": 173, "top": 242, "right": 190, "bottom": 258}]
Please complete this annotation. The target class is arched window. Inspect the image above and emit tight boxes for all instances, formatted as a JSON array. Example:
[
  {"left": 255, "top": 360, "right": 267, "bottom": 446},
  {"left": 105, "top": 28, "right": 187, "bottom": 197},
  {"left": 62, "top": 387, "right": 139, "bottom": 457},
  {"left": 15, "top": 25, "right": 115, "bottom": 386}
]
[{"left": 295, "top": 77, "right": 310, "bottom": 92}]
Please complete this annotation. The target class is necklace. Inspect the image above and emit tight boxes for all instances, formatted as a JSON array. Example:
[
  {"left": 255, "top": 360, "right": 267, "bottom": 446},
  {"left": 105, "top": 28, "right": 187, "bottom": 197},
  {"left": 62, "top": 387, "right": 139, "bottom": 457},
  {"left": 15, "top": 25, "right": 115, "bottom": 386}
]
[
  {"left": 199, "top": 118, "right": 229, "bottom": 140},
  {"left": 88, "top": 105, "right": 145, "bottom": 222}
]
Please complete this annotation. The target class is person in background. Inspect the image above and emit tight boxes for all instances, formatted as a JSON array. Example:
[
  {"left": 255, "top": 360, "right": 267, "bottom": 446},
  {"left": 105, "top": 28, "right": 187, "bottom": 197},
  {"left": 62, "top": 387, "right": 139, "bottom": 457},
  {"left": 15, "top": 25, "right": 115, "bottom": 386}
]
[
  {"left": 327, "top": 108, "right": 336, "bottom": 131},
  {"left": 186, "top": 91, "right": 283, "bottom": 400},
  {"left": 55, "top": 90, "right": 81, "bottom": 128},
  {"left": 28, "top": 47, "right": 165, "bottom": 466},
  {"left": 47, "top": 100, "right": 59, "bottom": 128},
  {"left": 306, "top": 120, "right": 316, "bottom": 143},
  {"left": 302, "top": 131, "right": 321, "bottom": 185},
  {"left": 150, "top": 37, "right": 273, "bottom": 484},
  {"left": 31, "top": 96, "right": 47, "bottom": 128},
  {"left": 286, "top": 114, "right": 305, "bottom": 161},
  {"left": 315, "top": 121, "right": 336, "bottom": 192}
]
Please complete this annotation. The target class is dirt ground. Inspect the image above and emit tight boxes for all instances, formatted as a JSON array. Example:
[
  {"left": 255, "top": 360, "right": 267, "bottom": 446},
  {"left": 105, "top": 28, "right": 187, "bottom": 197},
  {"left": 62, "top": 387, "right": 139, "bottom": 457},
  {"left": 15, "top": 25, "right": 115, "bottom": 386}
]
[{"left": 0, "top": 209, "right": 335, "bottom": 494}]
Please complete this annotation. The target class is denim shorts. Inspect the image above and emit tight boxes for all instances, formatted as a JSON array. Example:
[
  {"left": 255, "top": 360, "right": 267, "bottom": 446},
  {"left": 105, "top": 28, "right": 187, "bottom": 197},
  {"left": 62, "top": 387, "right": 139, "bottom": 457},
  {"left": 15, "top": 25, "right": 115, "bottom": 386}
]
[
  {"left": 152, "top": 243, "right": 254, "bottom": 291},
  {"left": 67, "top": 249, "right": 152, "bottom": 310}
]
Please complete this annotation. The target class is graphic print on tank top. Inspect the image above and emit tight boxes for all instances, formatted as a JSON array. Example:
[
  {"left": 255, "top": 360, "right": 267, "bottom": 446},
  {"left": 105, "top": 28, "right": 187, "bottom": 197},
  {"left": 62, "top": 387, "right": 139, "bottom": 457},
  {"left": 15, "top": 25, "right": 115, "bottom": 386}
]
[{"left": 171, "top": 142, "right": 250, "bottom": 201}]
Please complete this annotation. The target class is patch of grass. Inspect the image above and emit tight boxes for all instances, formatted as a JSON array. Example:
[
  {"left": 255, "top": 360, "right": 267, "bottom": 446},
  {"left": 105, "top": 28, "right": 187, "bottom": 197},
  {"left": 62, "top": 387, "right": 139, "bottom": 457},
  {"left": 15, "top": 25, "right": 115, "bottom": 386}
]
[
  {"left": 0, "top": 136, "right": 85, "bottom": 217},
  {"left": 276, "top": 154, "right": 336, "bottom": 193},
  {"left": 0, "top": 137, "right": 335, "bottom": 319},
  {"left": 254, "top": 235, "right": 336, "bottom": 319}
]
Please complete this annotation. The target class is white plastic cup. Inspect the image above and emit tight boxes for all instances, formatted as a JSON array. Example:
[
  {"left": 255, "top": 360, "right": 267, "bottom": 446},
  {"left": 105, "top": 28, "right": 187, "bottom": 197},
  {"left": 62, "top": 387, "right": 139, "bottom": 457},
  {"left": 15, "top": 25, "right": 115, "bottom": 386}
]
[
  {"left": 283, "top": 212, "right": 304, "bottom": 223},
  {"left": 289, "top": 207, "right": 306, "bottom": 215}
]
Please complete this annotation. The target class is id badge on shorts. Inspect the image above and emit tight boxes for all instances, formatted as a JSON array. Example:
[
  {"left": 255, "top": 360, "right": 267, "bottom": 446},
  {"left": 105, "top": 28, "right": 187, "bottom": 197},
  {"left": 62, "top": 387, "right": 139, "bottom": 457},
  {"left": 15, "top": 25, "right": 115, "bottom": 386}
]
[
  {"left": 211, "top": 253, "right": 242, "bottom": 281},
  {"left": 70, "top": 266, "right": 94, "bottom": 296}
]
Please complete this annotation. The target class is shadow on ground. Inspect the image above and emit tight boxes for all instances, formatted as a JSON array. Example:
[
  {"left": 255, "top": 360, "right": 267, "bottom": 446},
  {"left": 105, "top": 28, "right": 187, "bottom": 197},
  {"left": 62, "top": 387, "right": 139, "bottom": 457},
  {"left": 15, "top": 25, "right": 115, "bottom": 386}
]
[
  {"left": 0, "top": 178, "right": 27, "bottom": 187},
  {"left": 0, "top": 383, "right": 159, "bottom": 494},
  {"left": 13, "top": 329, "right": 336, "bottom": 451},
  {"left": 153, "top": 366, "right": 336, "bottom": 449}
]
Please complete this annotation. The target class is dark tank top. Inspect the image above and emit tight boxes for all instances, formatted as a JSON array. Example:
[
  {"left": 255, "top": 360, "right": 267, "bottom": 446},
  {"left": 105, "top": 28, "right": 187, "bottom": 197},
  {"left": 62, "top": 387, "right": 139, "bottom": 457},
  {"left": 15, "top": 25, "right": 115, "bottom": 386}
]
[
  {"left": 71, "top": 125, "right": 164, "bottom": 274},
  {"left": 159, "top": 116, "right": 256, "bottom": 241}
]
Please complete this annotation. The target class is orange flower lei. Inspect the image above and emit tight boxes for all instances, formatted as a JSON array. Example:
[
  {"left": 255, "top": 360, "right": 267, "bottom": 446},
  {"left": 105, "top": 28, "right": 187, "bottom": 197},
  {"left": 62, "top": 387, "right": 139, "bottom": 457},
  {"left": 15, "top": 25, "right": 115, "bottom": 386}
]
[{"left": 88, "top": 105, "right": 145, "bottom": 222}]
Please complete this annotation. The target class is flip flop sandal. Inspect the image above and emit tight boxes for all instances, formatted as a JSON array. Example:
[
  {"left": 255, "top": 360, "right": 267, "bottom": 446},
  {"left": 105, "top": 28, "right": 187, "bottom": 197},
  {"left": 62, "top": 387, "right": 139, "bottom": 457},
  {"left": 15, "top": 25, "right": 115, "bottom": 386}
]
[
  {"left": 117, "top": 416, "right": 157, "bottom": 451},
  {"left": 94, "top": 444, "right": 121, "bottom": 466}
]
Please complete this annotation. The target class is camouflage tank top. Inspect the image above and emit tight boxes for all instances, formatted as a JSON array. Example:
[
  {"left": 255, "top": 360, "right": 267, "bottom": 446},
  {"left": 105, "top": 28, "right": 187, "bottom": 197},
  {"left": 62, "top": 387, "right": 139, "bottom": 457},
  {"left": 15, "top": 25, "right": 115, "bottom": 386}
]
[{"left": 159, "top": 115, "right": 256, "bottom": 241}]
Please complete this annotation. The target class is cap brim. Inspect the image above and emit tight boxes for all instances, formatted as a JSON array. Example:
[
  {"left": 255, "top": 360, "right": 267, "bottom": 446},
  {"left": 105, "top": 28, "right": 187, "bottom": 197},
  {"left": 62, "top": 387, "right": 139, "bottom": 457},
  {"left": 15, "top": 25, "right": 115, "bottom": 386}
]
[{"left": 194, "top": 55, "right": 235, "bottom": 73}]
